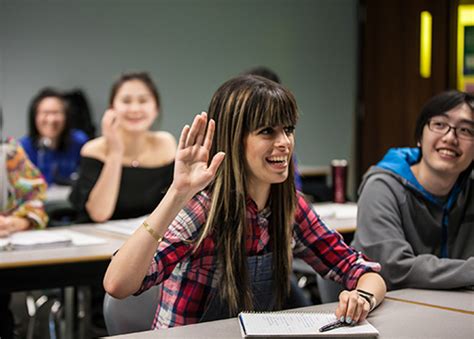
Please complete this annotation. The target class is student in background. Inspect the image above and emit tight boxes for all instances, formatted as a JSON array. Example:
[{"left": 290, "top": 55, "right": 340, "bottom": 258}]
[
  {"left": 352, "top": 90, "right": 474, "bottom": 290},
  {"left": 104, "top": 75, "right": 386, "bottom": 329},
  {"left": 69, "top": 72, "right": 176, "bottom": 223},
  {"left": 0, "top": 137, "right": 48, "bottom": 339},
  {"left": 63, "top": 88, "right": 96, "bottom": 139},
  {"left": 20, "top": 88, "right": 89, "bottom": 186}
]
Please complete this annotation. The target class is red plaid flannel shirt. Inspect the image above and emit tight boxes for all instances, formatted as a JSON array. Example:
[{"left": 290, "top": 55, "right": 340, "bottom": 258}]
[{"left": 137, "top": 191, "right": 380, "bottom": 329}]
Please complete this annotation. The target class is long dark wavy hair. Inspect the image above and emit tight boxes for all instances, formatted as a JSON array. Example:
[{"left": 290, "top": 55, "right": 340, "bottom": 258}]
[{"left": 194, "top": 75, "right": 299, "bottom": 315}]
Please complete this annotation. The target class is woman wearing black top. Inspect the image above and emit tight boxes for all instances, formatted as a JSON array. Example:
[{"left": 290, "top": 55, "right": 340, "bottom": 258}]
[{"left": 70, "top": 72, "right": 176, "bottom": 223}]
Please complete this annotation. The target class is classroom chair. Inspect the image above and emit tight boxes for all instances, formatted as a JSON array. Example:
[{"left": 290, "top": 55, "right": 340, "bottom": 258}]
[
  {"left": 316, "top": 275, "right": 343, "bottom": 303},
  {"left": 103, "top": 285, "right": 161, "bottom": 335}
]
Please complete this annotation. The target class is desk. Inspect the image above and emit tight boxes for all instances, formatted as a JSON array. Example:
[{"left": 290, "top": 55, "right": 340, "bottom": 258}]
[
  {"left": 386, "top": 288, "right": 474, "bottom": 314},
  {"left": 0, "top": 225, "right": 128, "bottom": 338},
  {"left": 105, "top": 289, "right": 474, "bottom": 338}
]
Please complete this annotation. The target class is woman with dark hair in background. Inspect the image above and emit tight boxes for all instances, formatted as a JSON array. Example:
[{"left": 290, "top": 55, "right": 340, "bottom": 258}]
[
  {"left": 20, "top": 88, "right": 89, "bottom": 185},
  {"left": 69, "top": 72, "right": 176, "bottom": 223},
  {"left": 104, "top": 75, "right": 385, "bottom": 329},
  {"left": 352, "top": 90, "right": 474, "bottom": 290}
]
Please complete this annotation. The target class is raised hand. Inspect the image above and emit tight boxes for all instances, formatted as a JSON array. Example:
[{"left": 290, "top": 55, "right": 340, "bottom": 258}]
[
  {"left": 172, "top": 112, "right": 225, "bottom": 199},
  {"left": 102, "top": 109, "right": 124, "bottom": 155}
]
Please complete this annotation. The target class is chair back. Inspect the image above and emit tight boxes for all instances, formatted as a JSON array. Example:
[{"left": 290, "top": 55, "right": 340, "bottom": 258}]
[
  {"left": 103, "top": 285, "right": 160, "bottom": 335},
  {"left": 316, "top": 275, "right": 343, "bottom": 303}
]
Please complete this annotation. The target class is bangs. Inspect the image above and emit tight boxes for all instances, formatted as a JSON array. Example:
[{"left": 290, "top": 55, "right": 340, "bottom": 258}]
[{"left": 244, "top": 85, "right": 298, "bottom": 132}]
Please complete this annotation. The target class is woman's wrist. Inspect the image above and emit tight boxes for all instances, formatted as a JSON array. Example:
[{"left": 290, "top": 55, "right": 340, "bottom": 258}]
[
  {"left": 9, "top": 216, "right": 32, "bottom": 232},
  {"left": 356, "top": 289, "right": 377, "bottom": 312}
]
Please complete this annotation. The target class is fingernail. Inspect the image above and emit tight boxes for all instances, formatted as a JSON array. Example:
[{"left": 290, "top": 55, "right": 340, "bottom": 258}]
[
  {"left": 345, "top": 316, "right": 352, "bottom": 324},
  {"left": 339, "top": 316, "right": 345, "bottom": 322},
  {"left": 351, "top": 320, "right": 357, "bottom": 326}
]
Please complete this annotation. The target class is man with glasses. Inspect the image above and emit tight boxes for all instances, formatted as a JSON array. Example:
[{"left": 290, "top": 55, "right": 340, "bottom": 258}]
[{"left": 352, "top": 90, "right": 474, "bottom": 290}]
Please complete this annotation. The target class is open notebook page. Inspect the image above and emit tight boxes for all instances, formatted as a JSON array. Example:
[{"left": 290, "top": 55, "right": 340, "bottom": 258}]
[{"left": 238, "top": 312, "right": 378, "bottom": 337}]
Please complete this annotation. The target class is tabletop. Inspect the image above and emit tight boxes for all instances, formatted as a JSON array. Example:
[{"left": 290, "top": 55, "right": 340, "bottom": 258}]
[{"left": 105, "top": 289, "right": 474, "bottom": 338}]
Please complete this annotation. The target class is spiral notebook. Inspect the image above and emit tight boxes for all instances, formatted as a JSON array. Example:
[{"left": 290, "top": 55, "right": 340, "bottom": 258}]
[{"left": 238, "top": 311, "right": 379, "bottom": 337}]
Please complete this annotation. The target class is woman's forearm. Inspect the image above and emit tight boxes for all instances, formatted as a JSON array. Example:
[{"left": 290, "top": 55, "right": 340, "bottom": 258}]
[
  {"left": 85, "top": 153, "right": 123, "bottom": 222},
  {"left": 356, "top": 272, "right": 387, "bottom": 309},
  {"left": 103, "top": 184, "right": 193, "bottom": 299}
]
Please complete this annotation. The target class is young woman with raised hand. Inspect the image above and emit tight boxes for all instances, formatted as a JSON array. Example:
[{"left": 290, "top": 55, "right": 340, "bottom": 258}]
[
  {"left": 103, "top": 75, "right": 386, "bottom": 329},
  {"left": 69, "top": 72, "right": 176, "bottom": 223}
]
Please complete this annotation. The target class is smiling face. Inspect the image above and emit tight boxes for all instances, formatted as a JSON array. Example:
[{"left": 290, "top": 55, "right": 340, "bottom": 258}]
[
  {"left": 35, "top": 96, "right": 66, "bottom": 141},
  {"left": 244, "top": 125, "right": 295, "bottom": 194},
  {"left": 112, "top": 79, "right": 158, "bottom": 133},
  {"left": 418, "top": 103, "right": 474, "bottom": 181}
]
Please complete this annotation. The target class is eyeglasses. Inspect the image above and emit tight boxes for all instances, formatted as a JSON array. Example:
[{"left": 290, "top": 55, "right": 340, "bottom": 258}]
[{"left": 427, "top": 120, "right": 474, "bottom": 140}]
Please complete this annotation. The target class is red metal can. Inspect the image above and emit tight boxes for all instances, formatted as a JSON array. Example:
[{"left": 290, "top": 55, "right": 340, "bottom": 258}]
[{"left": 331, "top": 159, "right": 348, "bottom": 203}]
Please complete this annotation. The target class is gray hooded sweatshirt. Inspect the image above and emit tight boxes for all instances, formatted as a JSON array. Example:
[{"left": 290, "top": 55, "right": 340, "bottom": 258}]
[{"left": 352, "top": 147, "right": 474, "bottom": 290}]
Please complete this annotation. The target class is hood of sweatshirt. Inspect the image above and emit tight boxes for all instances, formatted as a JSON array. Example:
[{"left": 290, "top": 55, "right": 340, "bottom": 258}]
[{"left": 360, "top": 147, "right": 468, "bottom": 207}]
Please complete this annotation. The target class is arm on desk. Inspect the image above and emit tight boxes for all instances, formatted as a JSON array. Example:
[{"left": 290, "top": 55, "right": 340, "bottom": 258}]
[
  {"left": 352, "top": 177, "right": 474, "bottom": 290},
  {"left": 104, "top": 113, "right": 225, "bottom": 299}
]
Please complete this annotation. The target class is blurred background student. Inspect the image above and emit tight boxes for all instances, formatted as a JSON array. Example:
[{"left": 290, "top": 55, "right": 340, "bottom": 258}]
[
  {"left": 69, "top": 72, "right": 176, "bottom": 223},
  {"left": 0, "top": 134, "right": 48, "bottom": 339},
  {"left": 63, "top": 88, "right": 97, "bottom": 139},
  {"left": 20, "top": 88, "right": 89, "bottom": 186},
  {"left": 352, "top": 90, "right": 474, "bottom": 290}
]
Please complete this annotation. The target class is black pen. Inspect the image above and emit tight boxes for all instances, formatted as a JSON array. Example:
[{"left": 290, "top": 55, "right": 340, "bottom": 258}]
[{"left": 319, "top": 319, "right": 349, "bottom": 332}]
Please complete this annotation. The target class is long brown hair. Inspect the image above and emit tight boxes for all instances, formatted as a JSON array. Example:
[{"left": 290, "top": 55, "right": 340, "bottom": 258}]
[{"left": 194, "top": 75, "right": 299, "bottom": 314}]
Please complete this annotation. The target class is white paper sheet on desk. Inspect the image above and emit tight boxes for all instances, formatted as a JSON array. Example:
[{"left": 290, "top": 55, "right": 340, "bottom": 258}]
[
  {"left": 313, "top": 203, "right": 357, "bottom": 219},
  {"left": 96, "top": 215, "right": 147, "bottom": 236},
  {"left": 1, "top": 229, "right": 106, "bottom": 250}
]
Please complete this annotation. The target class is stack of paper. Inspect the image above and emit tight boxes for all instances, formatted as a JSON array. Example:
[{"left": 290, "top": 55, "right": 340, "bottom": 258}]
[
  {"left": 96, "top": 215, "right": 147, "bottom": 236},
  {"left": 313, "top": 203, "right": 358, "bottom": 219},
  {"left": 0, "top": 229, "right": 107, "bottom": 251}
]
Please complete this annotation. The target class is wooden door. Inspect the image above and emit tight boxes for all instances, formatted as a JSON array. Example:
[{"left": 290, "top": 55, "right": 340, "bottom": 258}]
[{"left": 356, "top": 0, "right": 452, "bottom": 183}]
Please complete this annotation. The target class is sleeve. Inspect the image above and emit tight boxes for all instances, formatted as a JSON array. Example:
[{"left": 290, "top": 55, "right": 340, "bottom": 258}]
[
  {"left": 135, "top": 197, "right": 205, "bottom": 294},
  {"left": 7, "top": 141, "right": 48, "bottom": 229},
  {"left": 68, "top": 157, "right": 102, "bottom": 223},
  {"left": 293, "top": 194, "right": 381, "bottom": 290},
  {"left": 352, "top": 176, "right": 474, "bottom": 290}
]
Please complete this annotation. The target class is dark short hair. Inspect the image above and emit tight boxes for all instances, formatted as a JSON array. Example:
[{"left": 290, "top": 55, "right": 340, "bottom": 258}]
[
  {"left": 242, "top": 66, "right": 281, "bottom": 84},
  {"left": 108, "top": 72, "right": 161, "bottom": 110},
  {"left": 414, "top": 90, "right": 474, "bottom": 144},
  {"left": 28, "top": 88, "right": 70, "bottom": 151}
]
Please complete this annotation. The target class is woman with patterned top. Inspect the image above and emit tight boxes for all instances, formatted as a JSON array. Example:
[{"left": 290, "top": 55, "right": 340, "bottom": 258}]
[
  {"left": 0, "top": 138, "right": 48, "bottom": 236},
  {"left": 104, "top": 75, "right": 386, "bottom": 330},
  {"left": 0, "top": 137, "right": 48, "bottom": 339}
]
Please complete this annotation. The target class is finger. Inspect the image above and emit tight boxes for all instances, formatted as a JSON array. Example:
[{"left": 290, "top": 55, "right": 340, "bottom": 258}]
[
  {"left": 185, "top": 115, "right": 203, "bottom": 147},
  {"left": 337, "top": 291, "right": 350, "bottom": 322},
  {"left": 194, "top": 112, "right": 208, "bottom": 146},
  {"left": 178, "top": 125, "right": 190, "bottom": 150},
  {"left": 207, "top": 152, "right": 225, "bottom": 175},
  {"left": 203, "top": 118, "right": 215, "bottom": 151},
  {"left": 352, "top": 296, "right": 366, "bottom": 324},
  {"left": 357, "top": 298, "right": 370, "bottom": 323},
  {"left": 334, "top": 303, "right": 344, "bottom": 321},
  {"left": 344, "top": 292, "right": 359, "bottom": 325},
  {"left": 102, "top": 109, "right": 116, "bottom": 128}
]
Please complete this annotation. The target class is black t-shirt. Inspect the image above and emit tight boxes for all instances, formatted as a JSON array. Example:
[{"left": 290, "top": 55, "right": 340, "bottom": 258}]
[{"left": 69, "top": 157, "right": 174, "bottom": 223}]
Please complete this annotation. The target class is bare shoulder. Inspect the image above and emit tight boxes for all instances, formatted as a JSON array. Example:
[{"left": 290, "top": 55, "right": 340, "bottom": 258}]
[
  {"left": 149, "top": 131, "right": 177, "bottom": 161},
  {"left": 80, "top": 137, "right": 107, "bottom": 160}
]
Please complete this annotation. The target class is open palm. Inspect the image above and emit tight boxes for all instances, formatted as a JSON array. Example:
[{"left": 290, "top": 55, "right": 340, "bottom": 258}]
[{"left": 173, "top": 112, "right": 225, "bottom": 197}]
